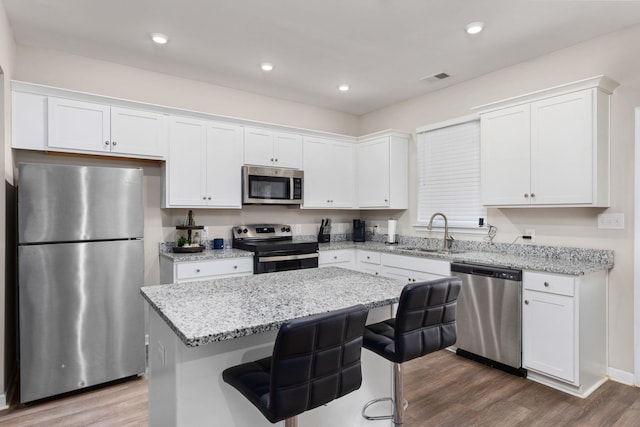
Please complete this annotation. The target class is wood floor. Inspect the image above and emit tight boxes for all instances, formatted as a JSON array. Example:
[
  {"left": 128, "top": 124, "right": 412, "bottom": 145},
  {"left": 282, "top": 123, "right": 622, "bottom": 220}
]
[{"left": 1, "top": 351, "right": 639, "bottom": 426}]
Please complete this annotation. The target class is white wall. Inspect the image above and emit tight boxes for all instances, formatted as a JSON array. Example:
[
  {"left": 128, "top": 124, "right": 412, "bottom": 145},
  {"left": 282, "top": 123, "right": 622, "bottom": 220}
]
[
  {"left": 359, "top": 24, "right": 640, "bottom": 375},
  {"left": 0, "top": 0, "right": 17, "bottom": 405}
]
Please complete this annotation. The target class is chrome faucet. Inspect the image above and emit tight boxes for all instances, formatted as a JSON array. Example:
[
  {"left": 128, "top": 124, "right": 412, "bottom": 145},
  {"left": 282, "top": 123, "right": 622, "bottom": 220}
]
[{"left": 427, "top": 212, "right": 454, "bottom": 250}]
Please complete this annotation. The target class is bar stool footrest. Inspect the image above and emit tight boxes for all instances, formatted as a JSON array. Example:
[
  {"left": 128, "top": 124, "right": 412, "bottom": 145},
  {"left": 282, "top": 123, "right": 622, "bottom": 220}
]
[{"left": 362, "top": 397, "right": 409, "bottom": 421}]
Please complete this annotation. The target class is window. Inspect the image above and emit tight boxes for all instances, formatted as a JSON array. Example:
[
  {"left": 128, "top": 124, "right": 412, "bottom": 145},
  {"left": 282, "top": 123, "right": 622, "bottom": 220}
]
[{"left": 416, "top": 116, "right": 485, "bottom": 230}]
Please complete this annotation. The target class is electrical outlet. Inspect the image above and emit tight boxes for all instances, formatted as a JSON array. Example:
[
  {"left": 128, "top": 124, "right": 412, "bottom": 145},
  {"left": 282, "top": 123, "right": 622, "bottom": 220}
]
[
  {"left": 523, "top": 228, "right": 535, "bottom": 243},
  {"left": 597, "top": 213, "right": 624, "bottom": 229},
  {"left": 337, "top": 223, "right": 344, "bottom": 233},
  {"left": 295, "top": 224, "right": 302, "bottom": 234}
]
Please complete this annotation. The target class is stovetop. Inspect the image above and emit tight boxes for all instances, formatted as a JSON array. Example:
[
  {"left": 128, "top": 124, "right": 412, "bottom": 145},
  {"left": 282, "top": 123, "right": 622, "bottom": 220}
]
[{"left": 232, "top": 224, "right": 318, "bottom": 254}]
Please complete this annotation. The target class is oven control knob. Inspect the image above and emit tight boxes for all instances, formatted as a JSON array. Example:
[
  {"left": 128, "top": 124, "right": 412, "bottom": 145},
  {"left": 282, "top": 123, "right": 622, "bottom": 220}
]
[
  {"left": 281, "top": 227, "right": 286, "bottom": 232},
  {"left": 285, "top": 227, "right": 291, "bottom": 232},
  {"left": 242, "top": 228, "right": 248, "bottom": 233},
  {"left": 236, "top": 228, "right": 243, "bottom": 234}
]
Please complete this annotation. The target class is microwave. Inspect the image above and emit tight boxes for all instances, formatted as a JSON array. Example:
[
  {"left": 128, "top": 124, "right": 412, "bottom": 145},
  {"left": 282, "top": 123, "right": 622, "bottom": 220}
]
[{"left": 242, "top": 165, "right": 303, "bottom": 205}]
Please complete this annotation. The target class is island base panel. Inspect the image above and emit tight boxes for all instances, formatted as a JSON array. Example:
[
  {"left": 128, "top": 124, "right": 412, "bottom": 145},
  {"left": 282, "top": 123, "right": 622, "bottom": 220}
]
[{"left": 148, "top": 304, "right": 395, "bottom": 426}]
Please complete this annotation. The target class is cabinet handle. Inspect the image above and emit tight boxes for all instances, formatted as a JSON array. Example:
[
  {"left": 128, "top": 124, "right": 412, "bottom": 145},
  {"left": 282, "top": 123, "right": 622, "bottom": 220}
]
[
  {"left": 366, "top": 256, "right": 370, "bottom": 260},
  {"left": 275, "top": 158, "right": 278, "bottom": 162},
  {"left": 375, "top": 272, "right": 379, "bottom": 275},
  {"left": 196, "top": 269, "right": 201, "bottom": 273},
  {"left": 330, "top": 199, "right": 333, "bottom": 203},
  {"left": 333, "top": 256, "right": 338, "bottom": 259},
  {"left": 385, "top": 199, "right": 388, "bottom": 203},
  {"left": 233, "top": 265, "right": 237, "bottom": 269},
  {"left": 531, "top": 193, "right": 535, "bottom": 198},
  {"left": 105, "top": 140, "right": 110, "bottom": 146},
  {"left": 270, "top": 158, "right": 274, "bottom": 162},
  {"left": 112, "top": 141, "right": 117, "bottom": 146},
  {"left": 524, "top": 300, "right": 529, "bottom": 305},
  {"left": 524, "top": 193, "right": 529, "bottom": 198},
  {"left": 544, "top": 282, "right": 550, "bottom": 287},
  {"left": 208, "top": 197, "right": 212, "bottom": 200},
  {"left": 203, "top": 197, "right": 207, "bottom": 200}
]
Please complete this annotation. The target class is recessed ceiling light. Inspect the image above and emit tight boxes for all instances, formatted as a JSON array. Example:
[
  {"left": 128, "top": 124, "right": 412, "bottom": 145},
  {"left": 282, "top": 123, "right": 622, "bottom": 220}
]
[
  {"left": 338, "top": 84, "right": 350, "bottom": 92},
  {"left": 260, "top": 63, "right": 274, "bottom": 72},
  {"left": 150, "top": 33, "right": 169, "bottom": 44},
  {"left": 464, "top": 22, "right": 485, "bottom": 35}
]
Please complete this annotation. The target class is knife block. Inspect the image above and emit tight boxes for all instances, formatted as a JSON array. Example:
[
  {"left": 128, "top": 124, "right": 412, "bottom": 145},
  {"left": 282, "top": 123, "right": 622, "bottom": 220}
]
[{"left": 318, "top": 226, "right": 331, "bottom": 243}]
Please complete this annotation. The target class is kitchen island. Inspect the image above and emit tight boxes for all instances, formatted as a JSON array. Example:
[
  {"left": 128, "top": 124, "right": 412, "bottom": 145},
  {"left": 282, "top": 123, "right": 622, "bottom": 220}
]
[{"left": 141, "top": 267, "right": 408, "bottom": 426}]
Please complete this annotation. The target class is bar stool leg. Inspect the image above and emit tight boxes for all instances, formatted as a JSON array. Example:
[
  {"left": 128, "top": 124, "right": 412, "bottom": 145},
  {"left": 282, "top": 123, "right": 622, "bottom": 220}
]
[
  {"left": 392, "top": 362, "right": 405, "bottom": 426},
  {"left": 284, "top": 416, "right": 298, "bottom": 427}
]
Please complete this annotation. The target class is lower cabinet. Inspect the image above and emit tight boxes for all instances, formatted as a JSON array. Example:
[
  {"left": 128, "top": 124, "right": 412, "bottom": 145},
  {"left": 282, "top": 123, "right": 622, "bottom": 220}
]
[
  {"left": 357, "top": 250, "right": 381, "bottom": 276},
  {"left": 522, "top": 270, "right": 606, "bottom": 397},
  {"left": 160, "top": 256, "right": 253, "bottom": 284},
  {"left": 318, "top": 249, "right": 356, "bottom": 270},
  {"left": 380, "top": 253, "right": 450, "bottom": 283}
]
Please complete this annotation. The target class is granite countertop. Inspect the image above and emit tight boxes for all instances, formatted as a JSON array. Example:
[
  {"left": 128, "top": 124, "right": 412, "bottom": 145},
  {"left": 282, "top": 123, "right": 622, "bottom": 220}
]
[
  {"left": 141, "top": 267, "right": 406, "bottom": 347},
  {"left": 160, "top": 248, "right": 253, "bottom": 262},
  {"left": 318, "top": 242, "right": 613, "bottom": 276},
  {"left": 159, "top": 240, "right": 612, "bottom": 276}
]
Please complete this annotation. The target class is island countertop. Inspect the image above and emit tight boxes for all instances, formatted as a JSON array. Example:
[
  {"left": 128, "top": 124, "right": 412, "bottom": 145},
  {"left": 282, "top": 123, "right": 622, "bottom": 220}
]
[{"left": 141, "top": 267, "right": 406, "bottom": 347}]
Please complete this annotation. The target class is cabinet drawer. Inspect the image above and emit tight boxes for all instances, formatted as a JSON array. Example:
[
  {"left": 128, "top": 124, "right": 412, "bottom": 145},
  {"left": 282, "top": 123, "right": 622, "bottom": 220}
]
[
  {"left": 524, "top": 271, "right": 574, "bottom": 297},
  {"left": 357, "top": 250, "right": 381, "bottom": 265},
  {"left": 176, "top": 258, "right": 253, "bottom": 280},
  {"left": 381, "top": 253, "right": 450, "bottom": 276},
  {"left": 319, "top": 249, "right": 354, "bottom": 266}
]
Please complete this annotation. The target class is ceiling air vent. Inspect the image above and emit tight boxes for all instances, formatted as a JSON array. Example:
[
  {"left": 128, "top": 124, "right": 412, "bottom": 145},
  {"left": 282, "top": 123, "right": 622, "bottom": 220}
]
[{"left": 420, "top": 72, "right": 451, "bottom": 83}]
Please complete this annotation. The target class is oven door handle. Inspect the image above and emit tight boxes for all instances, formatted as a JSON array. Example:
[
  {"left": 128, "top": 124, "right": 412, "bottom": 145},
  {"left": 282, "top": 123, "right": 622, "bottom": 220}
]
[{"left": 258, "top": 253, "right": 319, "bottom": 262}]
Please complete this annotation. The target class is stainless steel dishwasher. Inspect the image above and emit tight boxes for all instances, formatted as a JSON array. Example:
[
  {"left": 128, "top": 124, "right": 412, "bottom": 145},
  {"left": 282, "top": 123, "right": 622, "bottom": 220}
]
[{"left": 450, "top": 262, "right": 526, "bottom": 377}]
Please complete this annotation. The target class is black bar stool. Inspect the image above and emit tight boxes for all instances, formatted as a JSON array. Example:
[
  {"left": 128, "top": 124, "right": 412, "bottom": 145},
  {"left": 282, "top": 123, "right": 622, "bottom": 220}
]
[
  {"left": 361, "top": 277, "right": 461, "bottom": 426},
  {"left": 223, "top": 304, "right": 369, "bottom": 426}
]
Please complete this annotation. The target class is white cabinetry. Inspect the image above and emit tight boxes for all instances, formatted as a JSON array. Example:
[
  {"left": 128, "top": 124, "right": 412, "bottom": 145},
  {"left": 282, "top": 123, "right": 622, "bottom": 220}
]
[
  {"left": 476, "top": 76, "right": 618, "bottom": 207},
  {"left": 160, "top": 256, "right": 253, "bottom": 284},
  {"left": 12, "top": 91, "right": 47, "bottom": 151},
  {"left": 357, "top": 250, "right": 381, "bottom": 276},
  {"left": 318, "top": 249, "right": 356, "bottom": 270},
  {"left": 522, "top": 270, "right": 606, "bottom": 397},
  {"left": 244, "top": 127, "right": 302, "bottom": 169},
  {"left": 164, "top": 116, "right": 243, "bottom": 208},
  {"left": 47, "top": 97, "right": 166, "bottom": 158},
  {"left": 380, "top": 253, "right": 449, "bottom": 283},
  {"left": 302, "top": 136, "right": 355, "bottom": 209},
  {"left": 357, "top": 132, "right": 409, "bottom": 209}
]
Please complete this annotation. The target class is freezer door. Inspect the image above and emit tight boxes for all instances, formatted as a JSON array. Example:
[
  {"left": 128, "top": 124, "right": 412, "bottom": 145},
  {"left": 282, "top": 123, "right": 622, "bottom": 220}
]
[
  {"left": 18, "top": 163, "right": 143, "bottom": 243},
  {"left": 19, "top": 240, "right": 145, "bottom": 403}
]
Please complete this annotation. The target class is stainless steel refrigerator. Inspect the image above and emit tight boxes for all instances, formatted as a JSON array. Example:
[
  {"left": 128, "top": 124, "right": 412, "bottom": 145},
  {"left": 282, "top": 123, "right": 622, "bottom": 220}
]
[{"left": 18, "top": 163, "right": 145, "bottom": 403}]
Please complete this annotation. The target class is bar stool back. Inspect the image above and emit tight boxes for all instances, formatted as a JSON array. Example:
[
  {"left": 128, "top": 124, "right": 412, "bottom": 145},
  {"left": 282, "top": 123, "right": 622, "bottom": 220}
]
[
  {"left": 362, "top": 277, "right": 461, "bottom": 426},
  {"left": 223, "top": 304, "right": 369, "bottom": 426}
]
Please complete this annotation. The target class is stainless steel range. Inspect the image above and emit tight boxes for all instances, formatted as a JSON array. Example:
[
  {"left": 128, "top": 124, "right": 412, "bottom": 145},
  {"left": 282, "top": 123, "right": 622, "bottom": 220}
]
[{"left": 232, "top": 224, "right": 319, "bottom": 274}]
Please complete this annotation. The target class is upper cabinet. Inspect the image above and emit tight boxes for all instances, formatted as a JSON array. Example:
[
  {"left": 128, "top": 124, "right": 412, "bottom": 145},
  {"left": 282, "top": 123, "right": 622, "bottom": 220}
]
[
  {"left": 13, "top": 90, "right": 166, "bottom": 160},
  {"left": 244, "top": 127, "right": 302, "bottom": 169},
  {"left": 475, "top": 76, "right": 618, "bottom": 207},
  {"left": 357, "top": 132, "right": 409, "bottom": 209},
  {"left": 163, "top": 116, "right": 243, "bottom": 208},
  {"left": 302, "top": 136, "right": 355, "bottom": 209}
]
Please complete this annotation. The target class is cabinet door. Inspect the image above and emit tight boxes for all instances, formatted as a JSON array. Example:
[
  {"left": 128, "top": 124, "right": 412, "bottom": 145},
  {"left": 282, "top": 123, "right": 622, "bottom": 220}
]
[
  {"left": 531, "top": 90, "right": 593, "bottom": 205},
  {"left": 523, "top": 289, "right": 576, "bottom": 383},
  {"left": 205, "top": 122, "right": 243, "bottom": 208},
  {"left": 167, "top": 116, "right": 207, "bottom": 206},
  {"left": 302, "top": 137, "right": 354, "bottom": 209},
  {"left": 12, "top": 91, "right": 47, "bottom": 150},
  {"left": 273, "top": 132, "right": 302, "bottom": 169},
  {"left": 244, "top": 127, "right": 274, "bottom": 166},
  {"left": 480, "top": 104, "right": 531, "bottom": 205},
  {"left": 111, "top": 107, "right": 166, "bottom": 158},
  {"left": 48, "top": 97, "right": 110, "bottom": 153},
  {"left": 358, "top": 138, "right": 390, "bottom": 208}
]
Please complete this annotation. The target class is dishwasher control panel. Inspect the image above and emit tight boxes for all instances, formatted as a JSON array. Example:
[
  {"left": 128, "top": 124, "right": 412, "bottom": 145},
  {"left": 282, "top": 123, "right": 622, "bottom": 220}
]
[{"left": 450, "top": 262, "right": 522, "bottom": 281}]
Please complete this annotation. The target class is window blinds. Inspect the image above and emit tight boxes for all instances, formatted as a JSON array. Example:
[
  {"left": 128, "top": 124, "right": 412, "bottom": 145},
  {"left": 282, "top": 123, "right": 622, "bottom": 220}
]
[{"left": 417, "top": 120, "right": 484, "bottom": 228}]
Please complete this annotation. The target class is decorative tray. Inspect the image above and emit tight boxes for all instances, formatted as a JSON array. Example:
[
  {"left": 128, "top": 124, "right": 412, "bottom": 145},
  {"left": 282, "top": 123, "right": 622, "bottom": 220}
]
[{"left": 172, "top": 246, "right": 205, "bottom": 253}]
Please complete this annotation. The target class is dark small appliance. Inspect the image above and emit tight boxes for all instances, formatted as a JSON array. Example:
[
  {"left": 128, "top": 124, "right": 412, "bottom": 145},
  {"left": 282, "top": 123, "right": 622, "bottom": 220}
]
[{"left": 353, "top": 219, "right": 366, "bottom": 242}]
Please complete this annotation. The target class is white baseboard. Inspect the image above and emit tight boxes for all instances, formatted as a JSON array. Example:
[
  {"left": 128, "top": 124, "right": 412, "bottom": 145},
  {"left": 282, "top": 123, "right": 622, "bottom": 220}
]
[{"left": 608, "top": 367, "right": 636, "bottom": 386}]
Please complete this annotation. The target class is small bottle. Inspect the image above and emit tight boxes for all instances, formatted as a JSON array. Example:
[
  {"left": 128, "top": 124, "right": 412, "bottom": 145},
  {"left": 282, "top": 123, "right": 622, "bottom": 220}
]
[{"left": 193, "top": 231, "right": 201, "bottom": 246}]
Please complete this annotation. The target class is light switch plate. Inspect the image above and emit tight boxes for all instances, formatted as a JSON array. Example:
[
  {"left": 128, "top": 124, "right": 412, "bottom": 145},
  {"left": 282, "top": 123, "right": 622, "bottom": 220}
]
[{"left": 597, "top": 213, "right": 624, "bottom": 229}]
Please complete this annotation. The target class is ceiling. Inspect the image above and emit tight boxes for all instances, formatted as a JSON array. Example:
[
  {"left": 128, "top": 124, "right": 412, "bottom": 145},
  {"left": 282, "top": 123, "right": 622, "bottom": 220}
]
[{"left": 4, "top": 0, "right": 640, "bottom": 115}]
